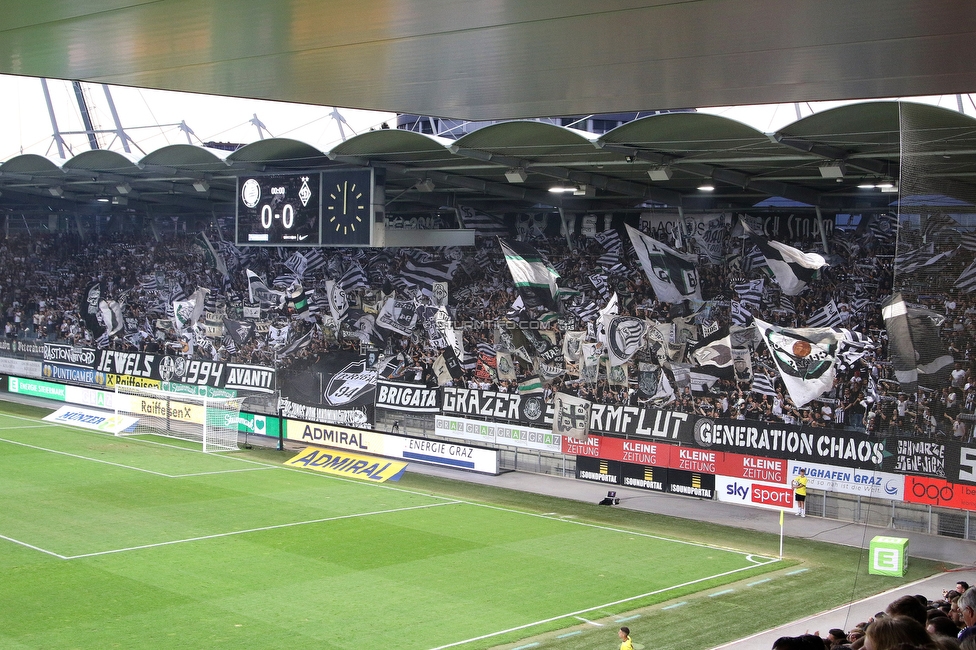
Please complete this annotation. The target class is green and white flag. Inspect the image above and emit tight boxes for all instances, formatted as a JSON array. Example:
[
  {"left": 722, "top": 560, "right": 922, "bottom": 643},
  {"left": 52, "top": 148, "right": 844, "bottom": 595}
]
[{"left": 499, "top": 238, "right": 560, "bottom": 310}]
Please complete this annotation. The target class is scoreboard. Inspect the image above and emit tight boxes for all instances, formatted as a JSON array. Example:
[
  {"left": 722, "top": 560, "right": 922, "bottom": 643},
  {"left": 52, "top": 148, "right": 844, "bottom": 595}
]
[{"left": 236, "top": 169, "right": 374, "bottom": 247}]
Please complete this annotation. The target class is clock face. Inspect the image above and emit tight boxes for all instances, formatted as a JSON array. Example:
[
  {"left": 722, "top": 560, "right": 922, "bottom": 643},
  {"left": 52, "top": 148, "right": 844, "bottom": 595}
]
[
  {"left": 235, "top": 173, "right": 321, "bottom": 246},
  {"left": 322, "top": 169, "right": 373, "bottom": 247}
]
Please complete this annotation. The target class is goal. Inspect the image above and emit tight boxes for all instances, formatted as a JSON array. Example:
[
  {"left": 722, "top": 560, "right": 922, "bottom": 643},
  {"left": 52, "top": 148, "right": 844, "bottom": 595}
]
[{"left": 113, "top": 384, "right": 244, "bottom": 452}]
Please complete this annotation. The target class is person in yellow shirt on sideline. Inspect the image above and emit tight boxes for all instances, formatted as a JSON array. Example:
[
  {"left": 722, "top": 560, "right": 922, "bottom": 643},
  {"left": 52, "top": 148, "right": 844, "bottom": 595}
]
[
  {"left": 792, "top": 468, "right": 808, "bottom": 517},
  {"left": 618, "top": 626, "right": 634, "bottom": 650}
]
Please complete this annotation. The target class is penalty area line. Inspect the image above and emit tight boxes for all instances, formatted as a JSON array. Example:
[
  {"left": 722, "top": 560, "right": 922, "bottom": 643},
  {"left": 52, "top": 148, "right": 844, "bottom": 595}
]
[
  {"left": 60, "top": 500, "right": 462, "bottom": 560},
  {"left": 428, "top": 558, "right": 781, "bottom": 650},
  {"left": 0, "top": 533, "right": 68, "bottom": 559}
]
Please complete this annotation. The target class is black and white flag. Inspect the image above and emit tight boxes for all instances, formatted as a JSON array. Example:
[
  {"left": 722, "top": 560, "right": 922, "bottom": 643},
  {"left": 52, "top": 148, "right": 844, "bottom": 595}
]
[
  {"left": 806, "top": 299, "right": 842, "bottom": 328},
  {"left": 500, "top": 238, "right": 560, "bottom": 310},
  {"left": 740, "top": 218, "right": 826, "bottom": 295},
  {"left": 605, "top": 316, "right": 647, "bottom": 366},
  {"left": 882, "top": 292, "right": 954, "bottom": 389},
  {"left": 626, "top": 224, "right": 701, "bottom": 303},
  {"left": 754, "top": 318, "right": 842, "bottom": 408}
]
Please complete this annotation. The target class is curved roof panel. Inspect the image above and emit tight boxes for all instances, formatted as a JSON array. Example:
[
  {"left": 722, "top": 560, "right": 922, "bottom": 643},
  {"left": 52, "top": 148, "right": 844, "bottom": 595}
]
[
  {"left": 454, "top": 121, "right": 600, "bottom": 161},
  {"left": 0, "top": 154, "right": 66, "bottom": 176},
  {"left": 227, "top": 138, "right": 327, "bottom": 166},
  {"left": 141, "top": 144, "right": 229, "bottom": 171},
  {"left": 600, "top": 113, "right": 776, "bottom": 159},
  {"left": 330, "top": 131, "right": 457, "bottom": 166},
  {"left": 62, "top": 150, "right": 143, "bottom": 173}
]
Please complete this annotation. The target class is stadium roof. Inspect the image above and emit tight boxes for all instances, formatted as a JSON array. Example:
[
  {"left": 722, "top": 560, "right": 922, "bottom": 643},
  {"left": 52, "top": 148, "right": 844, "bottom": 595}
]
[
  {"left": 0, "top": 3, "right": 974, "bottom": 121},
  {"left": 1, "top": 101, "right": 975, "bottom": 220}
]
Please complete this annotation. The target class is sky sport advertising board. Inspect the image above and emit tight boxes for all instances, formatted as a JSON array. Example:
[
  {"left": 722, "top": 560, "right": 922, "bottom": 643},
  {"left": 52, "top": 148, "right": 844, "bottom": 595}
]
[{"left": 716, "top": 475, "right": 795, "bottom": 511}]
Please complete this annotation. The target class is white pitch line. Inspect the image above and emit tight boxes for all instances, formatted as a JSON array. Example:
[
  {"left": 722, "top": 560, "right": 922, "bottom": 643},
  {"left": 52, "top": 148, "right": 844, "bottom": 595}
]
[
  {"left": 574, "top": 617, "right": 603, "bottom": 626},
  {"left": 0, "top": 435, "right": 273, "bottom": 478},
  {"left": 427, "top": 559, "right": 780, "bottom": 650},
  {"left": 61, "top": 500, "right": 462, "bottom": 560},
  {"left": 0, "top": 436, "right": 175, "bottom": 476},
  {"left": 459, "top": 500, "right": 778, "bottom": 562},
  {"left": 0, "top": 533, "right": 67, "bottom": 559}
]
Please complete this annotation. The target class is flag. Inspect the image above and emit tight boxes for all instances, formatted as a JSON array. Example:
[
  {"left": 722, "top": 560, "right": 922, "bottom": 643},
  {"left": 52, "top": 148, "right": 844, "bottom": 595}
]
[
  {"left": 284, "top": 283, "right": 307, "bottom": 315},
  {"left": 496, "top": 351, "right": 517, "bottom": 381},
  {"left": 173, "top": 287, "right": 208, "bottom": 331},
  {"left": 571, "top": 300, "right": 600, "bottom": 323},
  {"left": 223, "top": 319, "right": 256, "bottom": 347},
  {"left": 690, "top": 329, "right": 734, "bottom": 369},
  {"left": 589, "top": 274, "right": 611, "bottom": 301},
  {"left": 325, "top": 280, "right": 348, "bottom": 323},
  {"left": 740, "top": 218, "right": 826, "bottom": 295},
  {"left": 433, "top": 347, "right": 464, "bottom": 385},
  {"left": 284, "top": 252, "right": 309, "bottom": 278},
  {"left": 956, "top": 258, "right": 976, "bottom": 293},
  {"left": 605, "top": 316, "right": 647, "bottom": 366},
  {"left": 593, "top": 228, "right": 623, "bottom": 252},
  {"left": 376, "top": 297, "right": 419, "bottom": 336},
  {"left": 778, "top": 295, "right": 796, "bottom": 314},
  {"left": 98, "top": 299, "right": 124, "bottom": 337},
  {"left": 751, "top": 372, "right": 777, "bottom": 397},
  {"left": 731, "top": 300, "right": 751, "bottom": 327},
  {"left": 80, "top": 281, "right": 103, "bottom": 333},
  {"left": 806, "top": 299, "right": 842, "bottom": 328},
  {"left": 246, "top": 269, "right": 284, "bottom": 307},
  {"left": 881, "top": 293, "right": 954, "bottom": 389},
  {"left": 196, "top": 232, "right": 229, "bottom": 279},
  {"left": 280, "top": 328, "right": 313, "bottom": 356},
  {"left": 305, "top": 249, "right": 328, "bottom": 273},
  {"left": 733, "top": 278, "right": 763, "bottom": 308},
  {"left": 457, "top": 205, "right": 509, "bottom": 237},
  {"left": 339, "top": 263, "right": 369, "bottom": 294},
  {"left": 268, "top": 324, "right": 290, "bottom": 348},
  {"left": 400, "top": 256, "right": 460, "bottom": 289},
  {"left": 754, "top": 318, "right": 843, "bottom": 407},
  {"left": 499, "top": 238, "right": 560, "bottom": 310},
  {"left": 625, "top": 224, "right": 701, "bottom": 303},
  {"left": 519, "top": 375, "right": 544, "bottom": 395},
  {"left": 552, "top": 392, "right": 591, "bottom": 440}
]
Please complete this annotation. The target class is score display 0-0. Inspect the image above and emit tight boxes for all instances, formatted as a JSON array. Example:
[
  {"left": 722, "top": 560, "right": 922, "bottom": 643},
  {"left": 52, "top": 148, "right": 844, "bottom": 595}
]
[{"left": 235, "top": 169, "right": 374, "bottom": 247}]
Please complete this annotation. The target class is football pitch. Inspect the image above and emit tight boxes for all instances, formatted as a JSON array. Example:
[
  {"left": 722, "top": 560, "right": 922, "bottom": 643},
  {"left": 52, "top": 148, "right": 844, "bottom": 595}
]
[{"left": 0, "top": 404, "right": 944, "bottom": 650}]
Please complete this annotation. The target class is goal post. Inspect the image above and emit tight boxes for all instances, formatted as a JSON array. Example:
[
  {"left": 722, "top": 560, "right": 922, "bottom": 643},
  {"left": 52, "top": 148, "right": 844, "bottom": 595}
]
[{"left": 113, "top": 384, "right": 244, "bottom": 452}]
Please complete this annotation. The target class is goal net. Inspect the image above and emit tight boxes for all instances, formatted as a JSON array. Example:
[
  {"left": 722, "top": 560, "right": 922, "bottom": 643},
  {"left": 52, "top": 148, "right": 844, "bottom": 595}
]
[{"left": 113, "top": 384, "right": 244, "bottom": 452}]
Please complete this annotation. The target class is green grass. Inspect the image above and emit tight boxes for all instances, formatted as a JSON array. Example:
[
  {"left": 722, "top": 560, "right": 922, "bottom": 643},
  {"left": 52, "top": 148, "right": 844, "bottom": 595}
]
[{"left": 0, "top": 401, "right": 951, "bottom": 650}]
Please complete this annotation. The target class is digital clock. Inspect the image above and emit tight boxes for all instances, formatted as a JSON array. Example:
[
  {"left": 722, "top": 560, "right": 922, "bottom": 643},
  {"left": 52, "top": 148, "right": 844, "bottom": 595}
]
[{"left": 235, "top": 173, "right": 322, "bottom": 246}]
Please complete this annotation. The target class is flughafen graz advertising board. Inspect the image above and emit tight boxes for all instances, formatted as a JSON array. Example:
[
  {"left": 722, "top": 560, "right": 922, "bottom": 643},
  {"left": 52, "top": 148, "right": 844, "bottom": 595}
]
[{"left": 14, "top": 344, "right": 976, "bottom": 512}]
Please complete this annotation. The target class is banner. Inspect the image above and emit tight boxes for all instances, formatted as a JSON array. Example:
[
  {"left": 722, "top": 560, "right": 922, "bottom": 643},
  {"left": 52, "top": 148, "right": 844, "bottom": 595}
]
[
  {"left": 434, "top": 415, "right": 562, "bottom": 453},
  {"left": 787, "top": 460, "right": 905, "bottom": 501},
  {"left": 375, "top": 380, "right": 440, "bottom": 413},
  {"left": 93, "top": 350, "right": 275, "bottom": 393},
  {"left": 284, "top": 447, "right": 407, "bottom": 482},
  {"left": 552, "top": 392, "right": 591, "bottom": 440},
  {"left": 588, "top": 403, "right": 693, "bottom": 440},
  {"left": 441, "top": 386, "right": 553, "bottom": 427}
]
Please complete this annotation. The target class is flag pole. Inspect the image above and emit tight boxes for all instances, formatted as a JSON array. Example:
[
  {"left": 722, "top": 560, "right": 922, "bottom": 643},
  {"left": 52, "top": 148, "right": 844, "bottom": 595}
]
[{"left": 779, "top": 508, "right": 784, "bottom": 559}]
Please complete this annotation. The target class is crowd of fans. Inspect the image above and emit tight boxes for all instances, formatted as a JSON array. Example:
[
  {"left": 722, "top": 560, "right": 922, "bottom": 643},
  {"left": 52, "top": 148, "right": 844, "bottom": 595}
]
[
  {"left": 0, "top": 213, "right": 974, "bottom": 441},
  {"left": 771, "top": 581, "right": 976, "bottom": 650}
]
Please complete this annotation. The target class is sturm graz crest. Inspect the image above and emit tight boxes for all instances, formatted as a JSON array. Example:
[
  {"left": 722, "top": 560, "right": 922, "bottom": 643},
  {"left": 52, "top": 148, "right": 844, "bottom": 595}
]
[
  {"left": 325, "top": 360, "right": 376, "bottom": 406},
  {"left": 158, "top": 356, "right": 188, "bottom": 382},
  {"left": 522, "top": 396, "right": 543, "bottom": 421}
]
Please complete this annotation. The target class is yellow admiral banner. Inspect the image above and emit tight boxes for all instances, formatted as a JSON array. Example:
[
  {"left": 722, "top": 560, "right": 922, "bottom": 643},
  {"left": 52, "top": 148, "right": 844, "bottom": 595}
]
[{"left": 284, "top": 448, "right": 407, "bottom": 482}]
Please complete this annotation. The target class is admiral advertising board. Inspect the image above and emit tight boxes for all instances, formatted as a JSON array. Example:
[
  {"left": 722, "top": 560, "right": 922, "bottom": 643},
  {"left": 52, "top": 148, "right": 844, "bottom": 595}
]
[
  {"left": 285, "top": 419, "right": 498, "bottom": 473},
  {"left": 716, "top": 475, "right": 794, "bottom": 511},
  {"left": 788, "top": 461, "right": 905, "bottom": 501}
]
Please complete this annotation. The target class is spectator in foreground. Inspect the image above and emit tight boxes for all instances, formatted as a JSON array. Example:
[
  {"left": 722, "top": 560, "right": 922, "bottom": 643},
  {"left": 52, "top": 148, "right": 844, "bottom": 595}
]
[
  {"left": 959, "top": 587, "right": 976, "bottom": 643},
  {"left": 863, "top": 615, "right": 936, "bottom": 649}
]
